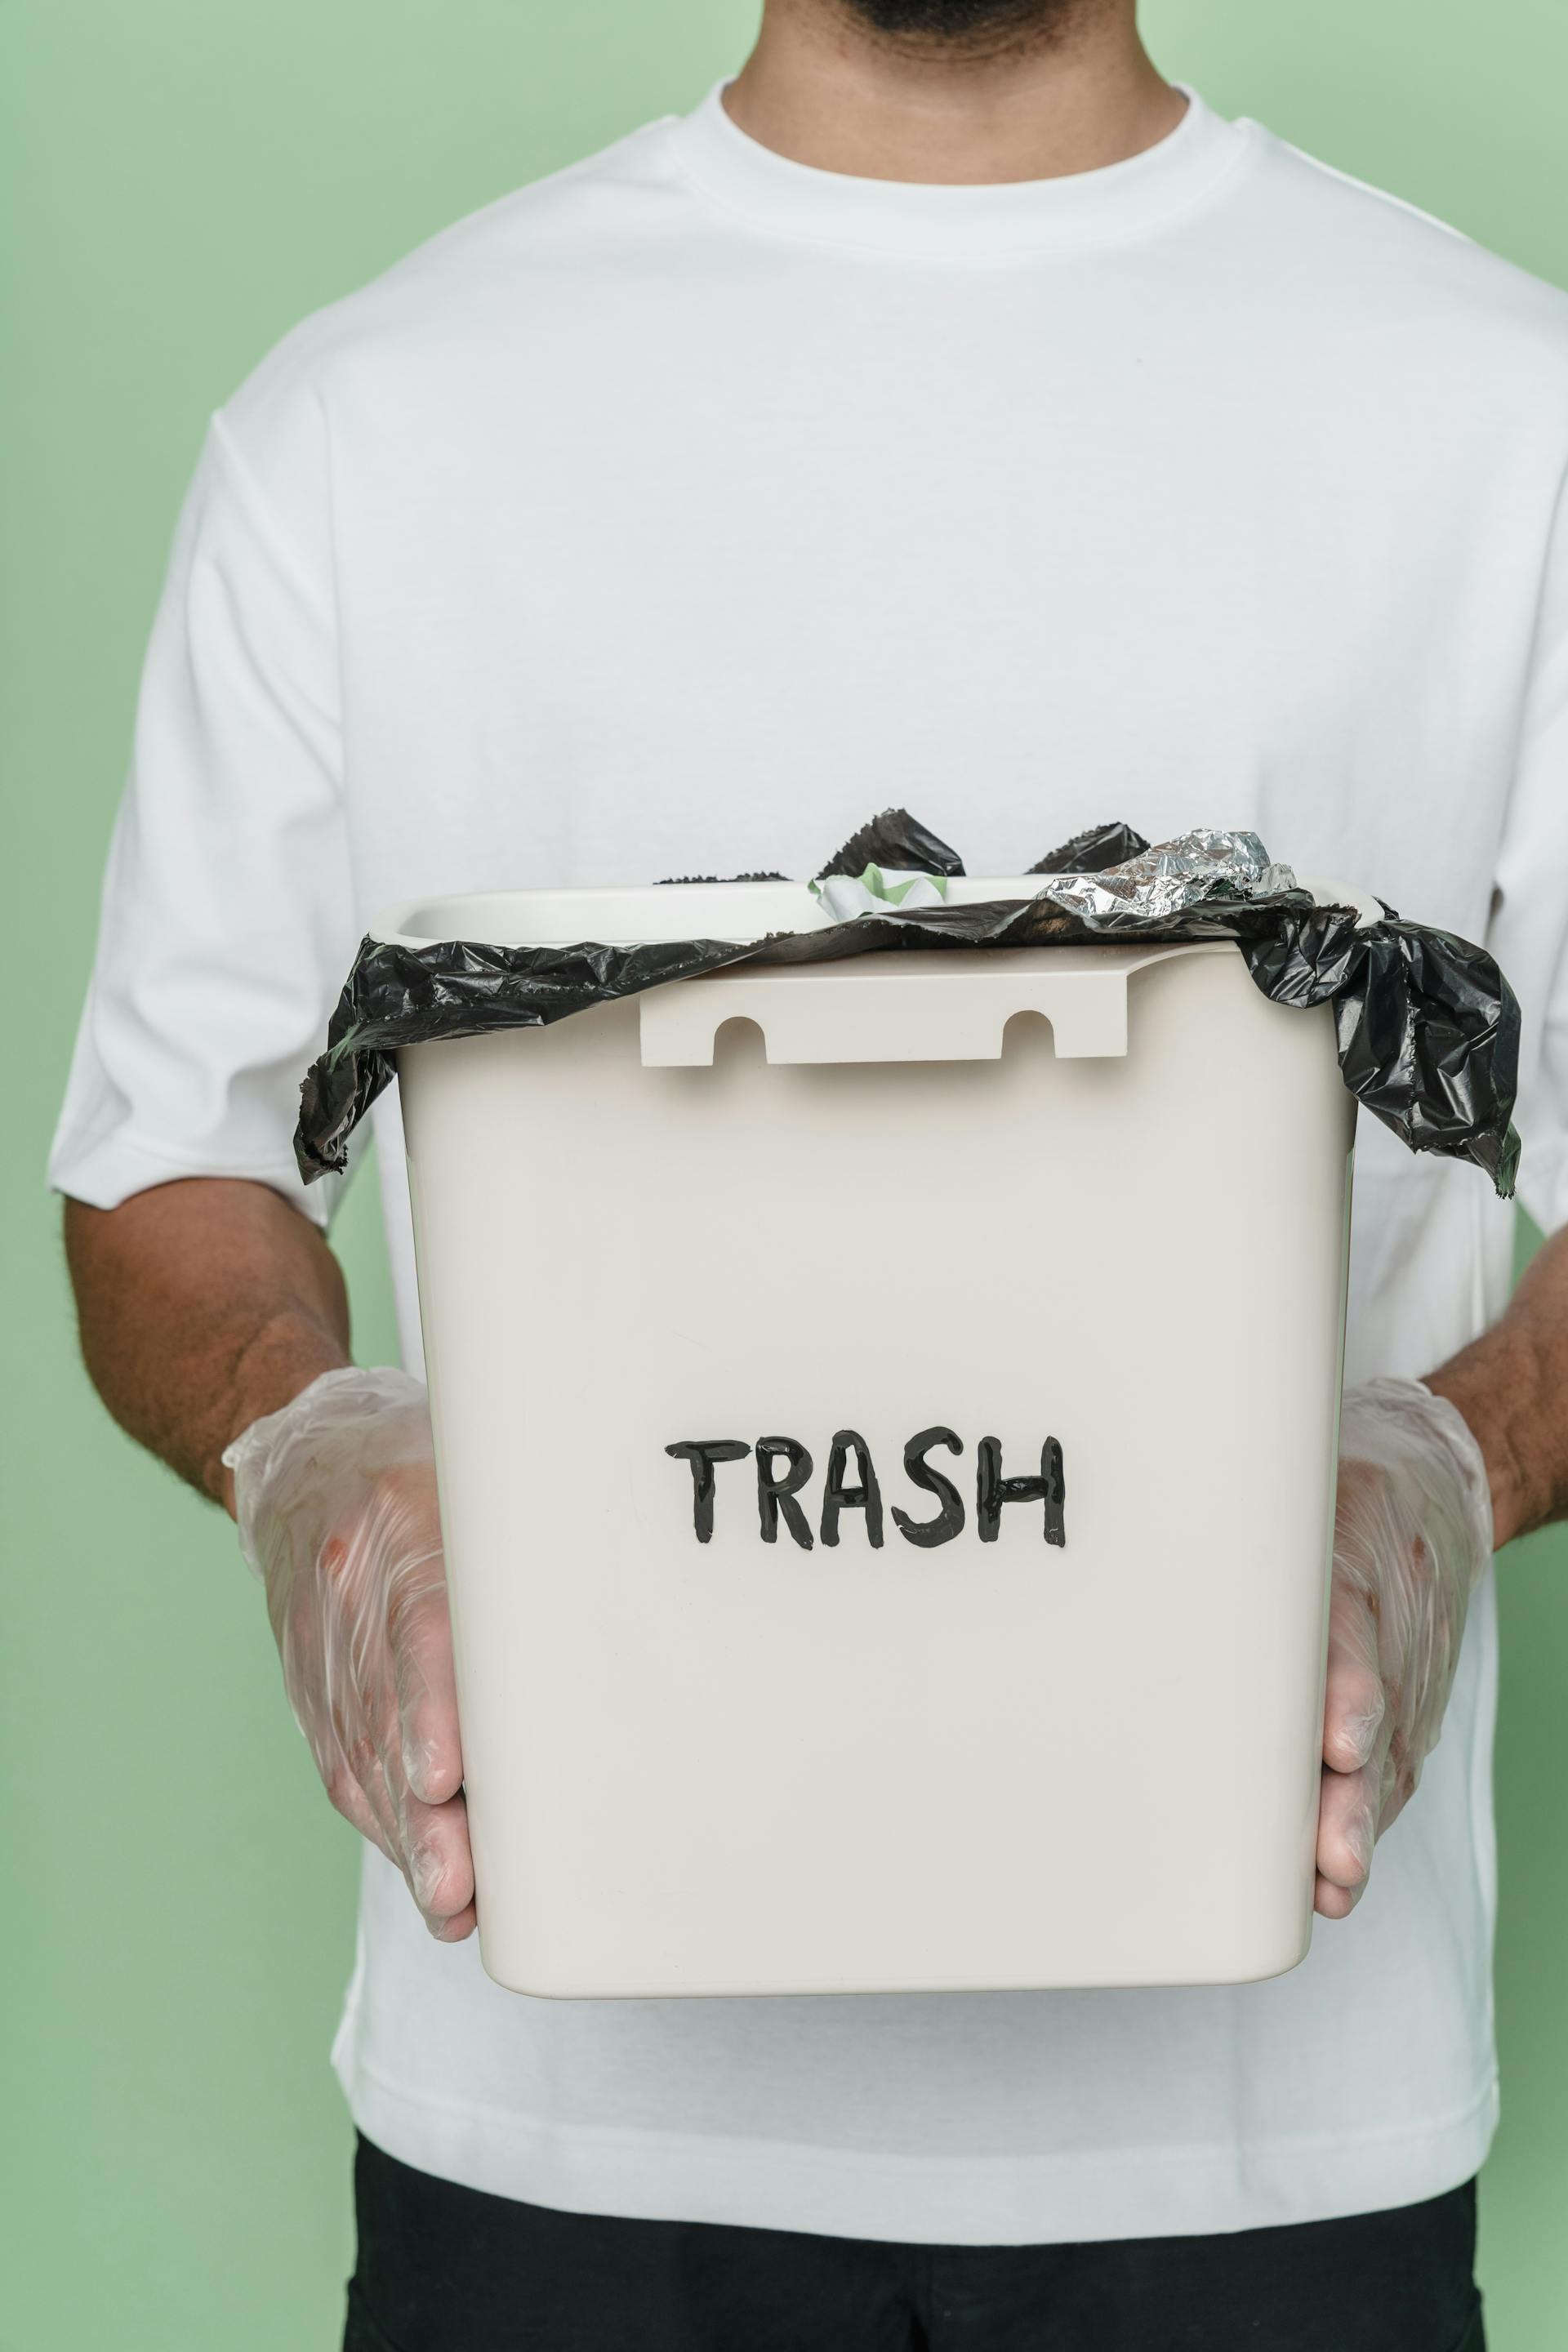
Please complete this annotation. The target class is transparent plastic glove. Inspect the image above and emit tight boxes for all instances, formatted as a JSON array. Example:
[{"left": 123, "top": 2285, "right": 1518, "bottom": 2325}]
[
  {"left": 223, "top": 1367, "right": 474, "bottom": 1940},
  {"left": 1316, "top": 1378, "right": 1494, "bottom": 1919}
]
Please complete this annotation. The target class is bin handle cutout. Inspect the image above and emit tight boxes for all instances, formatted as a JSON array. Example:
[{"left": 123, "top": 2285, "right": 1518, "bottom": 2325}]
[{"left": 639, "top": 942, "right": 1228, "bottom": 1068}]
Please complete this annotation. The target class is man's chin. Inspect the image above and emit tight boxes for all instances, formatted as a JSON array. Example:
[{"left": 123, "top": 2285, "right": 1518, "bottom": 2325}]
[{"left": 834, "top": 0, "right": 1094, "bottom": 41}]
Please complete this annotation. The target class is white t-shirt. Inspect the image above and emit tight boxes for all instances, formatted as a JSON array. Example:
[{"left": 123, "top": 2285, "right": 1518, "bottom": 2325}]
[{"left": 51, "top": 84, "right": 1568, "bottom": 2245}]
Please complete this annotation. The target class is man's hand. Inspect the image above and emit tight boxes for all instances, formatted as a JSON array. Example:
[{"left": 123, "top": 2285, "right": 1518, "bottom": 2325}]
[
  {"left": 65, "top": 1183, "right": 474, "bottom": 1940},
  {"left": 225, "top": 1367, "right": 475, "bottom": 1941},
  {"left": 1316, "top": 1380, "right": 1494, "bottom": 1919}
]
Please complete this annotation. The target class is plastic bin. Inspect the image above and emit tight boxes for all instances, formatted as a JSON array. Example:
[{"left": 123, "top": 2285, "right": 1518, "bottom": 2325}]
[{"left": 385, "top": 877, "right": 1359, "bottom": 1998}]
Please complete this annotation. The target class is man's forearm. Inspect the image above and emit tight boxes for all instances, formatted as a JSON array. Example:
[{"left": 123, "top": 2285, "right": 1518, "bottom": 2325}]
[
  {"left": 64, "top": 1178, "right": 351, "bottom": 1511},
  {"left": 1426, "top": 1222, "right": 1568, "bottom": 1551}
]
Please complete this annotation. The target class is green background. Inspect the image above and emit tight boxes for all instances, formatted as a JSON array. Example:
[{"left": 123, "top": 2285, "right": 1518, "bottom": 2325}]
[{"left": 4, "top": 2, "right": 1566, "bottom": 2343}]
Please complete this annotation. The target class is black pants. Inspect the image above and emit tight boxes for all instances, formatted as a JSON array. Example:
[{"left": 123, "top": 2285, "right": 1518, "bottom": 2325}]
[{"left": 345, "top": 2136, "right": 1485, "bottom": 2352}]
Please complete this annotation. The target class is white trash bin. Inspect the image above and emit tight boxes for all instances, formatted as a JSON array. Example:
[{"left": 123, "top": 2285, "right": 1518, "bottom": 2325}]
[{"left": 385, "top": 877, "right": 1362, "bottom": 1999}]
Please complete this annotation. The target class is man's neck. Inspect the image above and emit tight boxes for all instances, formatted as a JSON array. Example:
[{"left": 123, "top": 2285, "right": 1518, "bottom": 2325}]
[{"left": 724, "top": 0, "right": 1184, "bottom": 186}]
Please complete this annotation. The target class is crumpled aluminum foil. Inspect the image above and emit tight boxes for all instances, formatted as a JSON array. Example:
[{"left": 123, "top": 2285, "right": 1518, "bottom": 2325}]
[{"left": 1038, "top": 827, "right": 1299, "bottom": 926}]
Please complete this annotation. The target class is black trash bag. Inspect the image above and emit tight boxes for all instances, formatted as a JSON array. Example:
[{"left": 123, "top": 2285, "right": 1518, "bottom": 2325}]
[
  {"left": 296, "top": 811, "right": 1520, "bottom": 1199},
  {"left": 1236, "top": 902, "right": 1521, "bottom": 1187},
  {"left": 657, "top": 869, "right": 789, "bottom": 884},
  {"left": 1028, "top": 820, "right": 1151, "bottom": 875},
  {"left": 817, "top": 809, "right": 967, "bottom": 880}
]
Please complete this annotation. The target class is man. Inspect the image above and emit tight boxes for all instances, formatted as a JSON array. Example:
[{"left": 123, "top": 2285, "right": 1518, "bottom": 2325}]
[{"left": 51, "top": 0, "right": 1568, "bottom": 2344}]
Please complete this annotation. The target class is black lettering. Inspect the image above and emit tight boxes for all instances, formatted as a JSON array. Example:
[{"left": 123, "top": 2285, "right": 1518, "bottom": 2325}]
[
  {"left": 665, "top": 1440, "right": 749, "bottom": 1542},
  {"left": 820, "top": 1430, "right": 884, "bottom": 1549},
  {"left": 892, "top": 1426, "right": 965, "bottom": 1548},
  {"left": 756, "top": 1437, "right": 815, "bottom": 1548},
  {"left": 976, "top": 1437, "right": 1066, "bottom": 1547}
]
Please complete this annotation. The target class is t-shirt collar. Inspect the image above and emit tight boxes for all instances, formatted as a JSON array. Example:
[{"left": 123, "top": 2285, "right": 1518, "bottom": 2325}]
[{"left": 667, "top": 80, "right": 1254, "bottom": 261}]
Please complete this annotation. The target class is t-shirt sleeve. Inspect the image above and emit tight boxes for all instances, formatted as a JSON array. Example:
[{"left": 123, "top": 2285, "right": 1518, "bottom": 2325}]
[
  {"left": 1491, "top": 473, "right": 1568, "bottom": 1237},
  {"left": 48, "top": 408, "right": 355, "bottom": 1228}
]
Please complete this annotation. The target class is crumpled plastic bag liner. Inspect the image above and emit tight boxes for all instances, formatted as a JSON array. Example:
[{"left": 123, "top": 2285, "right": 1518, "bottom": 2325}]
[{"left": 296, "top": 812, "right": 1521, "bottom": 1198}]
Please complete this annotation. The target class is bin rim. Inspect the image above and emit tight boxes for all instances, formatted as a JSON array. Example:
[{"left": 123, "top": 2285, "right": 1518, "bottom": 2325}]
[{"left": 371, "top": 875, "right": 1383, "bottom": 955}]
